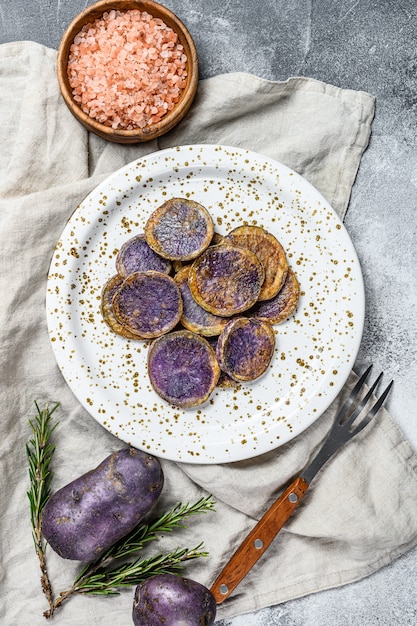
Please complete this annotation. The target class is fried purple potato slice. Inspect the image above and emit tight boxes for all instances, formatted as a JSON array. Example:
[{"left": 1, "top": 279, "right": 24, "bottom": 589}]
[
  {"left": 112, "top": 271, "right": 182, "bottom": 339},
  {"left": 248, "top": 267, "right": 300, "bottom": 324},
  {"left": 226, "top": 225, "right": 288, "bottom": 300},
  {"left": 206, "top": 336, "right": 238, "bottom": 388},
  {"left": 145, "top": 198, "right": 214, "bottom": 261},
  {"left": 174, "top": 266, "right": 229, "bottom": 337},
  {"left": 101, "top": 274, "right": 145, "bottom": 339},
  {"left": 116, "top": 233, "right": 172, "bottom": 278},
  {"left": 216, "top": 317, "right": 275, "bottom": 382},
  {"left": 171, "top": 232, "right": 224, "bottom": 274},
  {"left": 147, "top": 330, "right": 220, "bottom": 408},
  {"left": 188, "top": 243, "right": 265, "bottom": 317}
]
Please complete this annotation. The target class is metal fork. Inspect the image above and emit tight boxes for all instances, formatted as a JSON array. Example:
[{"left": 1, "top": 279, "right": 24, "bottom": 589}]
[{"left": 210, "top": 365, "right": 393, "bottom": 604}]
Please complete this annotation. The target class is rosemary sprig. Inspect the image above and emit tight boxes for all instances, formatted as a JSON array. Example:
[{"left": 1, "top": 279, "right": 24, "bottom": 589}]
[
  {"left": 43, "top": 495, "right": 215, "bottom": 617},
  {"left": 51, "top": 544, "right": 208, "bottom": 613},
  {"left": 77, "top": 545, "right": 208, "bottom": 593},
  {"left": 26, "top": 401, "right": 60, "bottom": 616}
]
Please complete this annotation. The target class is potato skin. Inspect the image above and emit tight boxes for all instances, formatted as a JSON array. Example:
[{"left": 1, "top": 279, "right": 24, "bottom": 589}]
[
  {"left": 41, "top": 447, "right": 164, "bottom": 561},
  {"left": 132, "top": 574, "right": 216, "bottom": 626}
]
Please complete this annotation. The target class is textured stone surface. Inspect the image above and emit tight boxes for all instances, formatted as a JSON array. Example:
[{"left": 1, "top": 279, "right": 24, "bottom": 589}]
[{"left": 1, "top": 1, "right": 416, "bottom": 624}]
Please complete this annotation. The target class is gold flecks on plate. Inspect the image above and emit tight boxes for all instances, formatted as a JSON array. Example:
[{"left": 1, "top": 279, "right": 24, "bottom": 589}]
[{"left": 46, "top": 144, "right": 364, "bottom": 464}]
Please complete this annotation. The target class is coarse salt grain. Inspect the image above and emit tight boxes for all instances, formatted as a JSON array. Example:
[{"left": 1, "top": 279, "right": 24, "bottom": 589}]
[{"left": 67, "top": 9, "right": 188, "bottom": 130}]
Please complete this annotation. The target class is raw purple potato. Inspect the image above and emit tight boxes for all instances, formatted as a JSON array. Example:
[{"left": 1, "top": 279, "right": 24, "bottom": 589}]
[
  {"left": 145, "top": 197, "right": 214, "bottom": 261},
  {"left": 132, "top": 574, "right": 216, "bottom": 626},
  {"left": 147, "top": 330, "right": 220, "bottom": 408},
  {"left": 188, "top": 243, "right": 265, "bottom": 316},
  {"left": 112, "top": 271, "right": 183, "bottom": 338},
  {"left": 101, "top": 274, "right": 145, "bottom": 339},
  {"left": 249, "top": 267, "right": 300, "bottom": 324},
  {"left": 41, "top": 448, "right": 163, "bottom": 562},
  {"left": 216, "top": 317, "right": 276, "bottom": 382},
  {"left": 174, "top": 265, "right": 228, "bottom": 336},
  {"left": 116, "top": 233, "right": 172, "bottom": 277}
]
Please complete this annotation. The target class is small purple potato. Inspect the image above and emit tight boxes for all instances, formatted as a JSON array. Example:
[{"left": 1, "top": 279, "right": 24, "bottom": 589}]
[
  {"left": 132, "top": 574, "right": 216, "bottom": 626},
  {"left": 41, "top": 448, "right": 163, "bottom": 561}
]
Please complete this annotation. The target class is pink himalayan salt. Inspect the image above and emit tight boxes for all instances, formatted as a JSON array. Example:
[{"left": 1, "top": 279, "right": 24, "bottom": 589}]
[{"left": 67, "top": 9, "right": 188, "bottom": 130}]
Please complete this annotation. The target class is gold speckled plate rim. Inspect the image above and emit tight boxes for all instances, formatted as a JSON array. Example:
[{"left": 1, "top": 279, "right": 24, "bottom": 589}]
[{"left": 46, "top": 144, "right": 365, "bottom": 464}]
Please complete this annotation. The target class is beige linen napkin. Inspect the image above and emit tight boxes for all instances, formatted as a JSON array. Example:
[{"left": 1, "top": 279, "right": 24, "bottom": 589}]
[{"left": 1, "top": 41, "right": 417, "bottom": 625}]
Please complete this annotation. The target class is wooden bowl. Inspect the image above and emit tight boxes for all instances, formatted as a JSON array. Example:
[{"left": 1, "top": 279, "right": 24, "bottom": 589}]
[{"left": 57, "top": 0, "right": 198, "bottom": 143}]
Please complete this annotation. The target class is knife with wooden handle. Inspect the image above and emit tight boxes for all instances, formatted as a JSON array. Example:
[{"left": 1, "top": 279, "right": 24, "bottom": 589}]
[{"left": 210, "top": 476, "right": 309, "bottom": 604}]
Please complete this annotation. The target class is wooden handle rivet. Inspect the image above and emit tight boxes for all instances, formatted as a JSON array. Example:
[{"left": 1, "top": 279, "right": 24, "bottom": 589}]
[
  {"left": 288, "top": 492, "right": 298, "bottom": 503},
  {"left": 219, "top": 584, "right": 229, "bottom": 595},
  {"left": 254, "top": 538, "right": 264, "bottom": 549}
]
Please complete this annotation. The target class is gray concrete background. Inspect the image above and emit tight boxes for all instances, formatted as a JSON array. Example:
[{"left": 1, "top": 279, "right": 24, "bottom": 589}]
[{"left": 1, "top": 1, "right": 416, "bottom": 624}]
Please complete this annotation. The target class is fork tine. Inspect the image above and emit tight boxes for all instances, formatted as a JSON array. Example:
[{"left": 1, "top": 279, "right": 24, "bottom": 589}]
[
  {"left": 331, "top": 364, "right": 373, "bottom": 429},
  {"left": 301, "top": 367, "right": 393, "bottom": 485},
  {"left": 342, "top": 371, "right": 383, "bottom": 430},
  {"left": 352, "top": 379, "right": 393, "bottom": 436}
]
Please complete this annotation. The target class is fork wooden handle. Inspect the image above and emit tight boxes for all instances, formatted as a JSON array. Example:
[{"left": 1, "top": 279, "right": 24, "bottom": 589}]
[{"left": 210, "top": 476, "right": 309, "bottom": 604}]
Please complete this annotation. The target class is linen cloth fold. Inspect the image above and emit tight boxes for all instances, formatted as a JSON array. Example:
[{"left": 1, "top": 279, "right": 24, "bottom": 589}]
[{"left": 1, "top": 41, "right": 416, "bottom": 625}]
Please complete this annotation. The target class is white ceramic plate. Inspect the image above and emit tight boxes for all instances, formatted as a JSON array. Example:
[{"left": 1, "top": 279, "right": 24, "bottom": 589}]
[{"left": 46, "top": 144, "right": 364, "bottom": 464}]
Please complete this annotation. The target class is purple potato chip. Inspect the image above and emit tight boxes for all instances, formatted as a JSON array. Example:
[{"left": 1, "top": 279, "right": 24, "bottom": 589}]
[
  {"left": 205, "top": 334, "right": 239, "bottom": 388},
  {"left": 147, "top": 330, "right": 220, "bottom": 408},
  {"left": 174, "top": 266, "right": 228, "bottom": 336},
  {"left": 226, "top": 224, "right": 288, "bottom": 300},
  {"left": 116, "top": 234, "right": 172, "bottom": 278},
  {"left": 216, "top": 317, "right": 275, "bottom": 382},
  {"left": 248, "top": 267, "right": 300, "bottom": 324},
  {"left": 145, "top": 198, "right": 214, "bottom": 261},
  {"left": 112, "top": 271, "right": 182, "bottom": 339},
  {"left": 188, "top": 244, "right": 265, "bottom": 317},
  {"left": 101, "top": 274, "right": 145, "bottom": 339}
]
